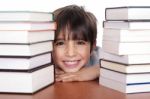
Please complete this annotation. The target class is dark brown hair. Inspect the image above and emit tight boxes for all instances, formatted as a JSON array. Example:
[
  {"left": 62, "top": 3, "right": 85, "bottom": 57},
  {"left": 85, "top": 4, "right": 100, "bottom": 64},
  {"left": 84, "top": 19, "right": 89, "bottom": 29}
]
[{"left": 53, "top": 5, "right": 97, "bottom": 49}]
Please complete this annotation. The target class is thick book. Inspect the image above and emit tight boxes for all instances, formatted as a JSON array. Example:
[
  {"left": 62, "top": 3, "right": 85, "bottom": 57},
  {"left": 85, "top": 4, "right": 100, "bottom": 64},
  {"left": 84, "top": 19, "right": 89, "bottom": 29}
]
[
  {"left": 100, "top": 59, "right": 150, "bottom": 73},
  {"left": 0, "top": 30, "right": 54, "bottom": 43},
  {"left": 103, "top": 28, "right": 150, "bottom": 42},
  {"left": 102, "top": 40, "right": 150, "bottom": 55},
  {"left": 0, "top": 11, "right": 53, "bottom": 22},
  {"left": 0, "top": 41, "right": 52, "bottom": 56},
  {"left": 0, "top": 52, "right": 51, "bottom": 70},
  {"left": 101, "top": 50, "right": 150, "bottom": 64},
  {"left": 103, "top": 21, "right": 150, "bottom": 30},
  {"left": 100, "top": 68, "right": 150, "bottom": 84},
  {"left": 0, "top": 64, "right": 54, "bottom": 93},
  {"left": 105, "top": 6, "right": 150, "bottom": 21},
  {"left": 0, "top": 22, "right": 56, "bottom": 31},
  {"left": 100, "top": 76, "right": 150, "bottom": 93}
]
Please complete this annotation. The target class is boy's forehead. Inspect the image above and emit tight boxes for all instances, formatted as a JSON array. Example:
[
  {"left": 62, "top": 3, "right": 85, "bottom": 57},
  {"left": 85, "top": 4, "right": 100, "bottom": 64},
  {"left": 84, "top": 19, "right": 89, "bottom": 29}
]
[
  {"left": 56, "top": 25, "right": 84, "bottom": 40},
  {"left": 56, "top": 31, "right": 73, "bottom": 40},
  {"left": 56, "top": 28, "right": 87, "bottom": 41}
]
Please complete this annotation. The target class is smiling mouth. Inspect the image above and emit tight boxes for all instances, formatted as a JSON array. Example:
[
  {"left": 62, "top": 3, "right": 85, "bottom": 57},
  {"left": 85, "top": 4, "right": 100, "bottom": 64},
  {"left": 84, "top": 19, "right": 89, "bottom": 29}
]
[{"left": 63, "top": 60, "right": 80, "bottom": 68}]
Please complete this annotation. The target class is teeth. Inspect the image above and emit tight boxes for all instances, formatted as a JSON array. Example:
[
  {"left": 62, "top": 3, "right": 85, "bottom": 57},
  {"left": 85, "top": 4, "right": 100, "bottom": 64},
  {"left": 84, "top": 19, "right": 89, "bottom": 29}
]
[
  {"left": 66, "top": 60, "right": 76, "bottom": 62},
  {"left": 64, "top": 61, "right": 78, "bottom": 65}
]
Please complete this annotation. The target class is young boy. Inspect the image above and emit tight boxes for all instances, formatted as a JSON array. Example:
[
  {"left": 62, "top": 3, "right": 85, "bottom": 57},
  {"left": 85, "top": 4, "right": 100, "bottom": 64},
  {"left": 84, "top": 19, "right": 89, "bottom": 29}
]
[{"left": 52, "top": 5, "right": 100, "bottom": 82}]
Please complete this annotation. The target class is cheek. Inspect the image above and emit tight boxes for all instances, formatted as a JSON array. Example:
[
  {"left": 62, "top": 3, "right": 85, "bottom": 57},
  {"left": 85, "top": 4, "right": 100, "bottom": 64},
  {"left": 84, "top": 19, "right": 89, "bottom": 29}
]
[
  {"left": 52, "top": 50, "right": 63, "bottom": 68},
  {"left": 84, "top": 50, "right": 91, "bottom": 61},
  {"left": 53, "top": 49, "right": 63, "bottom": 60},
  {"left": 78, "top": 46, "right": 91, "bottom": 59},
  {"left": 52, "top": 48, "right": 61, "bottom": 64}
]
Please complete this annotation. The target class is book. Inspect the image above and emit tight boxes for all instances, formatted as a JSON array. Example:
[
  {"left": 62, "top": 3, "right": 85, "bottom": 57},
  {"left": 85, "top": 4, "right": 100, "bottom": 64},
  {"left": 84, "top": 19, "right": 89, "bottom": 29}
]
[
  {"left": 0, "top": 83, "right": 54, "bottom": 99},
  {"left": 105, "top": 6, "right": 150, "bottom": 21},
  {"left": 103, "top": 28, "right": 150, "bottom": 42},
  {"left": 103, "top": 21, "right": 150, "bottom": 30},
  {"left": 100, "top": 76, "right": 150, "bottom": 93},
  {"left": 102, "top": 40, "right": 150, "bottom": 55},
  {"left": 0, "top": 41, "right": 52, "bottom": 56},
  {"left": 100, "top": 68, "right": 150, "bottom": 84},
  {"left": 0, "top": 30, "right": 54, "bottom": 43},
  {"left": 0, "top": 22, "right": 56, "bottom": 31},
  {"left": 0, "top": 52, "right": 51, "bottom": 70},
  {"left": 0, "top": 11, "right": 53, "bottom": 22},
  {"left": 0, "top": 64, "right": 54, "bottom": 93},
  {"left": 101, "top": 50, "right": 150, "bottom": 64},
  {"left": 100, "top": 59, "right": 150, "bottom": 73}
]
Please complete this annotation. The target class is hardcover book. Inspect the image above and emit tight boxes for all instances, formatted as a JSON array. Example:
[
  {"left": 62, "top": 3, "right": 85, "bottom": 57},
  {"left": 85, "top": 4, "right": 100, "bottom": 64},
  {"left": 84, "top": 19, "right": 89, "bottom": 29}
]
[
  {"left": 0, "top": 41, "right": 52, "bottom": 56},
  {"left": 103, "top": 28, "right": 150, "bottom": 42},
  {"left": 0, "top": 52, "right": 51, "bottom": 70},
  {"left": 0, "top": 11, "right": 53, "bottom": 22},
  {"left": 100, "top": 68, "right": 150, "bottom": 84},
  {"left": 103, "top": 21, "right": 150, "bottom": 30},
  {"left": 101, "top": 42, "right": 150, "bottom": 64},
  {"left": 100, "top": 59, "right": 150, "bottom": 73},
  {"left": 0, "top": 30, "right": 54, "bottom": 43},
  {"left": 100, "top": 76, "right": 150, "bottom": 93},
  {"left": 0, "top": 22, "right": 56, "bottom": 31},
  {"left": 105, "top": 6, "right": 150, "bottom": 21},
  {"left": 102, "top": 40, "right": 150, "bottom": 55},
  {"left": 0, "top": 64, "right": 54, "bottom": 93}
]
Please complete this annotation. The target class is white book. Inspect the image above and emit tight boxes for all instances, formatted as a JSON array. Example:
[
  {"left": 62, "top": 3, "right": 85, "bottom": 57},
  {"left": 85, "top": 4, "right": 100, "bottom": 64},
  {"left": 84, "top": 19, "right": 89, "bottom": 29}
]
[
  {"left": 101, "top": 59, "right": 150, "bottom": 73},
  {"left": 0, "top": 64, "right": 54, "bottom": 93},
  {"left": 105, "top": 6, "right": 150, "bottom": 21},
  {"left": 0, "top": 41, "right": 52, "bottom": 56},
  {"left": 101, "top": 50, "right": 150, "bottom": 64},
  {"left": 0, "top": 11, "right": 53, "bottom": 22},
  {"left": 103, "top": 21, "right": 150, "bottom": 30},
  {"left": 100, "top": 68, "right": 150, "bottom": 84},
  {"left": 100, "top": 76, "right": 150, "bottom": 93},
  {"left": 0, "top": 22, "right": 56, "bottom": 31},
  {"left": 102, "top": 40, "right": 150, "bottom": 55},
  {"left": 0, "top": 52, "right": 51, "bottom": 70},
  {"left": 103, "top": 28, "right": 150, "bottom": 42},
  {"left": 0, "top": 30, "right": 54, "bottom": 43}
]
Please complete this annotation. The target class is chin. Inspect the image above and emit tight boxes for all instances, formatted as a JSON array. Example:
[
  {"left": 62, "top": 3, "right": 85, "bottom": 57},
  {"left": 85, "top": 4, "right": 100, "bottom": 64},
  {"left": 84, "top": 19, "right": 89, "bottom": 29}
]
[{"left": 64, "top": 68, "right": 80, "bottom": 73}]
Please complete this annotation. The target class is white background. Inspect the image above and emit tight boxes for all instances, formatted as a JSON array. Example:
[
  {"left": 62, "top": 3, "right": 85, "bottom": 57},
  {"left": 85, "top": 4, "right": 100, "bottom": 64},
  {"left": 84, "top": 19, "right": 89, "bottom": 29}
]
[{"left": 0, "top": 0, "right": 150, "bottom": 46}]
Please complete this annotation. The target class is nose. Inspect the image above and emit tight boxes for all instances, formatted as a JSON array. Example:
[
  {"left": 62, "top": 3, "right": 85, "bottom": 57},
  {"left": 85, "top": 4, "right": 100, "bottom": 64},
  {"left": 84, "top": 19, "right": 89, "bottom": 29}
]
[{"left": 65, "top": 41, "right": 76, "bottom": 57}]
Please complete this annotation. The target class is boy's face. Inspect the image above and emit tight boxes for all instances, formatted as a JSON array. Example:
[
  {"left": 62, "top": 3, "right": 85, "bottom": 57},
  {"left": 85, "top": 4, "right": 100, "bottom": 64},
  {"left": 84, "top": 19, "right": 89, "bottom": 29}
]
[{"left": 53, "top": 33, "right": 91, "bottom": 73}]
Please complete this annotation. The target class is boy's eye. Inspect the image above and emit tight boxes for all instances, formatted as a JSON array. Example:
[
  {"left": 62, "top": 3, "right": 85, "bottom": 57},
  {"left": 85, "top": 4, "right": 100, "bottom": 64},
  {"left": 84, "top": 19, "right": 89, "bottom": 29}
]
[
  {"left": 76, "top": 40, "right": 86, "bottom": 45},
  {"left": 55, "top": 40, "right": 65, "bottom": 46}
]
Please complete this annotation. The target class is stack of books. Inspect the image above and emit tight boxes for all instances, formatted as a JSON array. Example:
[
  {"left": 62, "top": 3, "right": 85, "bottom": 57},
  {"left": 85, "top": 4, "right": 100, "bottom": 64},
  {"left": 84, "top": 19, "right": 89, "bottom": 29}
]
[
  {"left": 99, "top": 6, "right": 150, "bottom": 93},
  {"left": 0, "top": 11, "right": 56, "bottom": 93}
]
